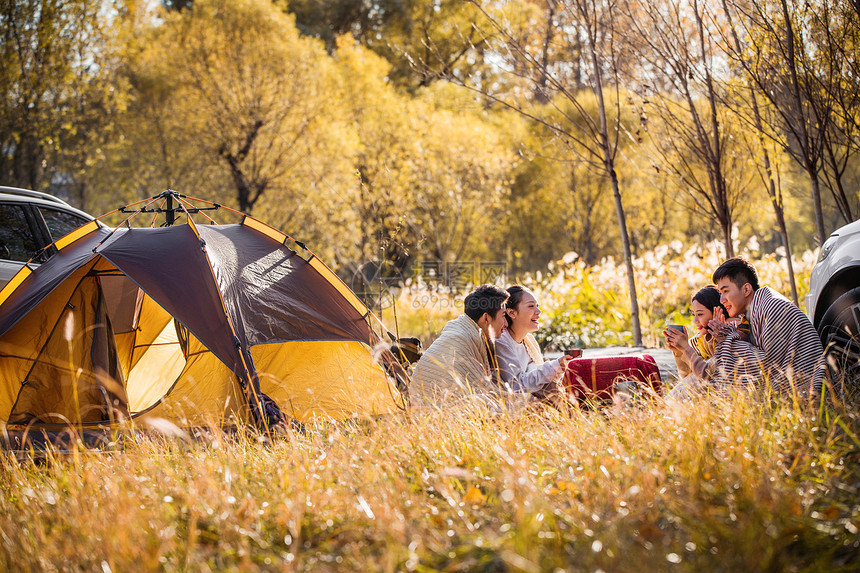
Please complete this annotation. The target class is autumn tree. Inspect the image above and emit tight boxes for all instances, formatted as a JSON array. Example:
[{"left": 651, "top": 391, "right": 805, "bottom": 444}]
[
  {"left": 809, "top": 1, "right": 860, "bottom": 223},
  {"left": 430, "top": 0, "right": 644, "bottom": 344},
  {"left": 625, "top": 0, "right": 749, "bottom": 258},
  {"left": 505, "top": 128, "right": 616, "bottom": 271},
  {"left": 723, "top": 0, "right": 851, "bottom": 244},
  {"left": 334, "top": 39, "right": 513, "bottom": 279},
  {"left": 405, "top": 97, "right": 513, "bottom": 265},
  {"left": 0, "top": 0, "right": 125, "bottom": 205},
  {"left": 126, "top": 0, "right": 345, "bottom": 218},
  {"left": 502, "top": 92, "right": 681, "bottom": 273},
  {"left": 717, "top": 0, "right": 800, "bottom": 303},
  {"left": 331, "top": 37, "right": 417, "bottom": 276}
]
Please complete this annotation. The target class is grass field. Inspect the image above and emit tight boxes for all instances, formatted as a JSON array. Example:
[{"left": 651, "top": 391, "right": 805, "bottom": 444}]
[
  {"left": 2, "top": 389, "right": 858, "bottom": 572},
  {"left": 0, "top": 241, "right": 846, "bottom": 571}
]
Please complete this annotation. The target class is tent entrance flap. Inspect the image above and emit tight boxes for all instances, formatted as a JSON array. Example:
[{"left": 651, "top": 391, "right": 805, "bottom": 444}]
[
  {"left": 101, "top": 274, "right": 144, "bottom": 334},
  {"left": 8, "top": 274, "right": 129, "bottom": 425}
]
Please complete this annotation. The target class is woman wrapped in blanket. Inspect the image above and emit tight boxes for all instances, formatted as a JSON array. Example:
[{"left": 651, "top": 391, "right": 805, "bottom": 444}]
[
  {"left": 664, "top": 284, "right": 749, "bottom": 395},
  {"left": 494, "top": 285, "right": 572, "bottom": 400}
]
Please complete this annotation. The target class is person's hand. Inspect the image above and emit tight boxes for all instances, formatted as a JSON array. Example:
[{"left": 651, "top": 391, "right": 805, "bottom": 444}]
[
  {"left": 663, "top": 326, "right": 689, "bottom": 352},
  {"left": 558, "top": 355, "right": 573, "bottom": 369},
  {"left": 708, "top": 306, "right": 730, "bottom": 343}
]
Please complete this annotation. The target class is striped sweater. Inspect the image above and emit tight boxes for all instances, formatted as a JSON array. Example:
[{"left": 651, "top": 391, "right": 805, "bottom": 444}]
[{"left": 709, "top": 286, "right": 825, "bottom": 396}]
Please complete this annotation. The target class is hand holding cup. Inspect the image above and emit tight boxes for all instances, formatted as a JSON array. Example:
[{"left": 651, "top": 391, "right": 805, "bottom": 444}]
[{"left": 663, "top": 324, "right": 688, "bottom": 352}]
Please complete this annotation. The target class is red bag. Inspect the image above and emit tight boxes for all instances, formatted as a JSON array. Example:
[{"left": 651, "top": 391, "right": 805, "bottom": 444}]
[{"left": 563, "top": 355, "right": 662, "bottom": 401}]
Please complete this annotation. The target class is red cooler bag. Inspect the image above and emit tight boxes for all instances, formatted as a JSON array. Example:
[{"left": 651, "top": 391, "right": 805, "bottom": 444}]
[{"left": 563, "top": 355, "right": 662, "bottom": 401}]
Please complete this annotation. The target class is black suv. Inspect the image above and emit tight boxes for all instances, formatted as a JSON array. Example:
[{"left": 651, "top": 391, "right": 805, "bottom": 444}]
[{"left": 0, "top": 186, "right": 96, "bottom": 288}]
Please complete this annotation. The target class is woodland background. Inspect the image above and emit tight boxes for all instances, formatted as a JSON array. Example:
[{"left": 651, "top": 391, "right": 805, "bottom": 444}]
[{"left": 2, "top": 0, "right": 859, "bottom": 343}]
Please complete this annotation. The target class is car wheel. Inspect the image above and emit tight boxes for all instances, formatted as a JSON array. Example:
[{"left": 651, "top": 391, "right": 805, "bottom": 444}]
[{"left": 818, "top": 286, "right": 860, "bottom": 388}]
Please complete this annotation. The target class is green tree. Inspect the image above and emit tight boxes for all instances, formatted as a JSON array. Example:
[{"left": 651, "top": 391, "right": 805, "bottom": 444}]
[
  {"left": 286, "top": 0, "right": 384, "bottom": 53},
  {"left": 289, "top": 0, "right": 502, "bottom": 92}
]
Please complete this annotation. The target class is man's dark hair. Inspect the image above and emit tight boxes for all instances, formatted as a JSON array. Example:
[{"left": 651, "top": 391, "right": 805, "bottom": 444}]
[
  {"left": 464, "top": 284, "right": 509, "bottom": 322},
  {"left": 713, "top": 257, "right": 760, "bottom": 291}
]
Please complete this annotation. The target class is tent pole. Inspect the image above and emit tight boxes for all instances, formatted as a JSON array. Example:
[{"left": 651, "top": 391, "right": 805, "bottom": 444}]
[{"left": 166, "top": 192, "right": 175, "bottom": 226}]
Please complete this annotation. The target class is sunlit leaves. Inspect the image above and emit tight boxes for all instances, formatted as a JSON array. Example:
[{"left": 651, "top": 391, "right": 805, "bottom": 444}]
[
  {"left": 0, "top": 0, "right": 127, "bottom": 198},
  {"left": 116, "top": 0, "right": 354, "bottom": 266}
]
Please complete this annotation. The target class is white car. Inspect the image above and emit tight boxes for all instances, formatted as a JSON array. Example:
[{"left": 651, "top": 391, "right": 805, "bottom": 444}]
[
  {"left": 0, "top": 187, "right": 97, "bottom": 289},
  {"left": 806, "top": 219, "right": 860, "bottom": 381}
]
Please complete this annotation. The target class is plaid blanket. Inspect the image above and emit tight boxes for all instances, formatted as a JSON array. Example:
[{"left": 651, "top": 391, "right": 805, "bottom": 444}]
[{"left": 564, "top": 355, "right": 662, "bottom": 401}]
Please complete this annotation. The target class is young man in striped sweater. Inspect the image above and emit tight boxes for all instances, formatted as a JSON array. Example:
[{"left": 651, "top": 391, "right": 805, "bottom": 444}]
[{"left": 707, "top": 257, "right": 825, "bottom": 398}]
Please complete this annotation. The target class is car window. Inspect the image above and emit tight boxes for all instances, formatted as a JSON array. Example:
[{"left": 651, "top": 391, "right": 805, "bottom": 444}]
[
  {"left": 0, "top": 204, "right": 39, "bottom": 262},
  {"left": 39, "top": 207, "right": 89, "bottom": 241}
]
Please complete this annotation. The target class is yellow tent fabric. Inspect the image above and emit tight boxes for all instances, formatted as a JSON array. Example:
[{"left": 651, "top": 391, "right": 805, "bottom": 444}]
[
  {"left": 4, "top": 267, "right": 128, "bottom": 425},
  {"left": 129, "top": 323, "right": 245, "bottom": 426},
  {"left": 253, "top": 340, "right": 405, "bottom": 422},
  {"left": 0, "top": 259, "right": 100, "bottom": 422}
]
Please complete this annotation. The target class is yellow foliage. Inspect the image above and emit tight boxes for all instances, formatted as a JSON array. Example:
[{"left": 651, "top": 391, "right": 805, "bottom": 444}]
[{"left": 462, "top": 486, "right": 487, "bottom": 506}]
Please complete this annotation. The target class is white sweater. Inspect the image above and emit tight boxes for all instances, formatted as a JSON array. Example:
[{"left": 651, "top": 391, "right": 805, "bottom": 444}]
[{"left": 495, "top": 329, "right": 564, "bottom": 393}]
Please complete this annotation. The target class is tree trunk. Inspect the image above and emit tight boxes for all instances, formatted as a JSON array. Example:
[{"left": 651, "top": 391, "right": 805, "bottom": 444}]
[
  {"left": 695, "top": 0, "right": 733, "bottom": 259},
  {"left": 586, "top": 11, "right": 642, "bottom": 346},
  {"left": 781, "top": 0, "right": 827, "bottom": 244},
  {"left": 765, "top": 145, "right": 799, "bottom": 305},
  {"left": 607, "top": 164, "right": 642, "bottom": 346},
  {"left": 218, "top": 119, "right": 264, "bottom": 214},
  {"left": 722, "top": 0, "right": 798, "bottom": 303},
  {"left": 721, "top": 221, "right": 734, "bottom": 259},
  {"left": 823, "top": 137, "right": 855, "bottom": 223},
  {"left": 358, "top": 165, "right": 371, "bottom": 262},
  {"left": 807, "top": 167, "right": 827, "bottom": 243},
  {"left": 535, "top": 0, "right": 558, "bottom": 104},
  {"left": 775, "top": 206, "right": 799, "bottom": 305}
]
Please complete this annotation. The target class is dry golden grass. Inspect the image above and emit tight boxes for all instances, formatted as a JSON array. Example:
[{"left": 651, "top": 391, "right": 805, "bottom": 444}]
[{"left": 2, "top": 388, "right": 859, "bottom": 572}]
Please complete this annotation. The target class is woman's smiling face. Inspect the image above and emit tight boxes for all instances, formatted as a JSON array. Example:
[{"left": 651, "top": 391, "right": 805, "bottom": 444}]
[
  {"left": 507, "top": 292, "right": 541, "bottom": 334},
  {"left": 691, "top": 299, "right": 714, "bottom": 333}
]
